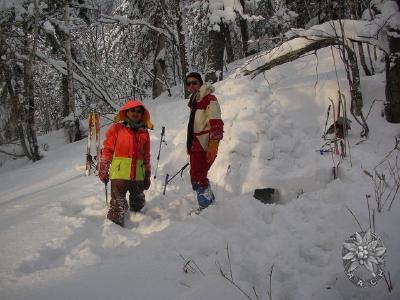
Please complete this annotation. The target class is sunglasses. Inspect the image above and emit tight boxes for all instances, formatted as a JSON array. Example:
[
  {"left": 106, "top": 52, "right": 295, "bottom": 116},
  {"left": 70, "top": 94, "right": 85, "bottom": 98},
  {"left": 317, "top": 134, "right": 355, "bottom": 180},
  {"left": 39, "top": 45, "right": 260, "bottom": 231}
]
[
  {"left": 128, "top": 108, "right": 143, "bottom": 114},
  {"left": 186, "top": 81, "right": 199, "bottom": 86}
]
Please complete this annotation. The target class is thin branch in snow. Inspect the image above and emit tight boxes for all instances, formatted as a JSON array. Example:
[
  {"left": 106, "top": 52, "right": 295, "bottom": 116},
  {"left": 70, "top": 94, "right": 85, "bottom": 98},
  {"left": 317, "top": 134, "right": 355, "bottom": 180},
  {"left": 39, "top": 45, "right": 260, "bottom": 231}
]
[
  {"left": 313, "top": 50, "right": 319, "bottom": 90},
  {"left": 365, "top": 99, "right": 384, "bottom": 120},
  {"left": 226, "top": 242, "right": 233, "bottom": 281},
  {"left": 252, "top": 286, "right": 260, "bottom": 300},
  {"left": 266, "top": 264, "right": 274, "bottom": 300},
  {"left": 178, "top": 254, "right": 205, "bottom": 276},
  {"left": 215, "top": 261, "right": 253, "bottom": 300},
  {"left": 179, "top": 254, "right": 196, "bottom": 274},
  {"left": 366, "top": 194, "right": 372, "bottom": 230},
  {"left": 383, "top": 271, "right": 393, "bottom": 293},
  {"left": 345, "top": 205, "right": 364, "bottom": 232},
  {"left": 373, "top": 209, "right": 376, "bottom": 232}
]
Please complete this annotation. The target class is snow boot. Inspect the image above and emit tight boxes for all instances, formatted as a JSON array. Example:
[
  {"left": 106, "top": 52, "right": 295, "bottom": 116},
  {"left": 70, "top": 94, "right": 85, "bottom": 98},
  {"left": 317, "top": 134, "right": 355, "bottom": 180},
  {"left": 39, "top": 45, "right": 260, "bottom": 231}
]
[
  {"left": 129, "top": 192, "right": 145, "bottom": 212},
  {"left": 196, "top": 185, "right": 215, "bottom": 209},
  {"left": 107, "top": 197, "right": 128, "bottom": 227}
]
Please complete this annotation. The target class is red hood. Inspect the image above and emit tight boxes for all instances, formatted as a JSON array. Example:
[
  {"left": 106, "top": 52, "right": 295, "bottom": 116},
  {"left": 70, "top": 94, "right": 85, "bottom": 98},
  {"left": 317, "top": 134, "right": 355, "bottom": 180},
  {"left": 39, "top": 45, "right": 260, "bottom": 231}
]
[{"left": 115, "top": 100, "right": 154, "bottom": 130}]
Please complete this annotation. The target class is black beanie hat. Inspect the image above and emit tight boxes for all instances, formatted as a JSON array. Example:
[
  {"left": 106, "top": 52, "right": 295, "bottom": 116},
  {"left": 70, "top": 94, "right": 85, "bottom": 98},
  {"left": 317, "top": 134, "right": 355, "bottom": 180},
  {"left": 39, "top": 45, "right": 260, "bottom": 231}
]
[{"left": 186, "top": 72, "right": 203, "bottom": 85}]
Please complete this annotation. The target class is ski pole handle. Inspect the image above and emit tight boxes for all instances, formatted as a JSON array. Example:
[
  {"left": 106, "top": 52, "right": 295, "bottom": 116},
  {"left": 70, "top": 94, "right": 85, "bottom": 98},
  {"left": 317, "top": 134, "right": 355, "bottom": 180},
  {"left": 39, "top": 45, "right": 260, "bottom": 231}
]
[{"left": 161, "top": 126, "right": 165, "bottom": 137}]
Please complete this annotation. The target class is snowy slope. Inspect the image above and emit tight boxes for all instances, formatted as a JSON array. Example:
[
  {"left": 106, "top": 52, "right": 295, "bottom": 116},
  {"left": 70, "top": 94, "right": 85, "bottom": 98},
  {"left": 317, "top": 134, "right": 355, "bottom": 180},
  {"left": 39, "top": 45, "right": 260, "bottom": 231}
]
[{"left": 0, "top": 47, "right": 399, "bottom": 300}]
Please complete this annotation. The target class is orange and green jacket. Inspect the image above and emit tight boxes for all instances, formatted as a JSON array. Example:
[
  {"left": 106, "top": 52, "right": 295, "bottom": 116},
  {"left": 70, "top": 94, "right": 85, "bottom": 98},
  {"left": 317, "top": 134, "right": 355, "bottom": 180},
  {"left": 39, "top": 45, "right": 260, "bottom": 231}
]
[{"left": 101, "top": 100, "right": 153, "bottom": 181}]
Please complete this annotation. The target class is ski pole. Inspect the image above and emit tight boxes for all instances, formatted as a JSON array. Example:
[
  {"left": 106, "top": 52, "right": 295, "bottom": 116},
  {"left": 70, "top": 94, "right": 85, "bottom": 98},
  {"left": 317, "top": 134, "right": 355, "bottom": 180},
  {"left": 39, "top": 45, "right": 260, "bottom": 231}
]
[
  {"left": 163, "top": 163, "right": 190, "bottom": 195},
  {"left": 105, "top": 182, "right": 108, "bottom": 205},
  {"left": 154, "top": 126, "right": 167, "bottom": 179},
  {"left": 163, "top": 174, "right": 169, "bottom": 195}
]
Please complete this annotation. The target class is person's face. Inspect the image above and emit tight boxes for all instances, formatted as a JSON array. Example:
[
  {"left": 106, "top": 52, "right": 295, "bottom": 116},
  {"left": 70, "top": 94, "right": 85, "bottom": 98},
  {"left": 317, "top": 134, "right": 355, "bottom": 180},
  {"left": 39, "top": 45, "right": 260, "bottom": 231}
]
[
  {"left": 126, "top": 107, "right": 144, "bottom": 122},
  {"left": 186, "top": 77, "right": 201, "bottom": 94}
]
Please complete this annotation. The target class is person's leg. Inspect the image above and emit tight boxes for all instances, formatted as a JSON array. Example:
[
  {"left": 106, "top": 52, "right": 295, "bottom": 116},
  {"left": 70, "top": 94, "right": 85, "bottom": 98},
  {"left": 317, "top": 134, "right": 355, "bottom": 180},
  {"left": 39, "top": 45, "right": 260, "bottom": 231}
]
[
  {"left": 189, "top": 150, "right": 214, "bottom": 208},
  {"left": 128, "top": 181, "right": 145, "bottom": 212},
  {"left": 189, "top": 150, "right": 210, "bottom": 189},
  {"left": 107, "top": 179, "right": 129, "bottom": 226}
]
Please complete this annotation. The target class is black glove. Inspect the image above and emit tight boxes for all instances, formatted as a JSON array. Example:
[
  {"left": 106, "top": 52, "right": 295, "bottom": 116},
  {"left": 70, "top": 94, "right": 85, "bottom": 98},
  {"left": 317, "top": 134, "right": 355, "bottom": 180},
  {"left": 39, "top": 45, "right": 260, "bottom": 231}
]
[
  {"left": 143, "top": 170, "right": 151, "bottom": 190},
  {"left": 143, "top": 176, "right": 151, "bottom": 190}
]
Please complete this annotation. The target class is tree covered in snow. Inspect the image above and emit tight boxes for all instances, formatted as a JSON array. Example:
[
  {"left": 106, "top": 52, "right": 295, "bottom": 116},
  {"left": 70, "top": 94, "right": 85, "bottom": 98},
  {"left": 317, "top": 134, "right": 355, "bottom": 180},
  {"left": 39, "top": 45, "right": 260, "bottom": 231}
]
[
  {"left": 0, "top": 0, "right": 99, "bottom": 158},
  {"left": 1, "top": 0, "right": 48, "bottom": 160},
  {"left": 380, "top": 0, "right": 400, "bottom": 122}
]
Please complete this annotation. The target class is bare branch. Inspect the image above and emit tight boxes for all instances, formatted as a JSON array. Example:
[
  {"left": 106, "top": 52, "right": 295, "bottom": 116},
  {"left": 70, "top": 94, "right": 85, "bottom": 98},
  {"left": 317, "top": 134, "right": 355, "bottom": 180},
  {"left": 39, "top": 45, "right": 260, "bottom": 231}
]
[
  {"left": 0, "top": 148, "right": 25, "bottom": 158},
  {"left": 215, "top": 261, "right": 253, "bottom": 300},
  {"left": 345, "top": 206, "right": 364, "bottom": 232}
]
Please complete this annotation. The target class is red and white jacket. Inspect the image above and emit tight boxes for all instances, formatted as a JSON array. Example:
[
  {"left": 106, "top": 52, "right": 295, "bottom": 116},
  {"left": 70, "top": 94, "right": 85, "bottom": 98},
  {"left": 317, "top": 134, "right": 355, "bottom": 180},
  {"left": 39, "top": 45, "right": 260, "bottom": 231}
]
[{"left": 187, "top": 83, "right": 224, "bottom": 152}]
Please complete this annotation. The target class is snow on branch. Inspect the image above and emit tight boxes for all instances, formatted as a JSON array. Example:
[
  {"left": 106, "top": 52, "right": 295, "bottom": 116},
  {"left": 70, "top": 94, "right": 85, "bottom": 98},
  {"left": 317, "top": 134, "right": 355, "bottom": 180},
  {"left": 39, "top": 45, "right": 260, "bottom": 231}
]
[
  {"left": 208, "top": 0, "right": 263, "bottom": 31},
  {"left": 35, "top": 51, "right": 119, "bottom": 110},
  {"left": 98, "top": 14, "right": 177, "bottom": 43},
  {"left": 242, "top": 36, "right": 336, "bottom": 77},
  {"left": 287, "top": 18, "right": 395, "bottom": 53},
  {"left": 243, "top": 17, "right": 394, "bottom": 77},
  {"left": 241, "top": 25, "right": 370, "bottom": 137}
]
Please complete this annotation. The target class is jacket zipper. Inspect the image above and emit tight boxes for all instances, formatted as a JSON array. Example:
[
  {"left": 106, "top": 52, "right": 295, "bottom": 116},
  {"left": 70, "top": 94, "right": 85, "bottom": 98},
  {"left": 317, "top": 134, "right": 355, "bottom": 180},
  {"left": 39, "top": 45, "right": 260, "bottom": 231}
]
[
  {"left": 132, "top": 130, "right": 138, "bottom": 180},
  {"left": 135, "top": 131, "right": 145, "bottom": 180}
]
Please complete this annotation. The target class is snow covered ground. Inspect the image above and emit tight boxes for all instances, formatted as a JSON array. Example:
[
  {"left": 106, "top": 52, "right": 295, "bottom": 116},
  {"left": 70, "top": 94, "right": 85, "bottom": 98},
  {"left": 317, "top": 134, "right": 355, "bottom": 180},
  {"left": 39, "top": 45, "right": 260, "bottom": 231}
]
[{"left": 0, "top": 47, "right": 399, "bottom": 300}]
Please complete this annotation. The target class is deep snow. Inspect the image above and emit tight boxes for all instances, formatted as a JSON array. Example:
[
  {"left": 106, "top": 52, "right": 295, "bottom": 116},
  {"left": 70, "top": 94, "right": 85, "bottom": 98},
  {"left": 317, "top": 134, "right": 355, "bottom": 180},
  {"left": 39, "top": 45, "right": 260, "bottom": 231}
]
[{"left": 0, "top": 47, "right": 399, "bottom": 300}]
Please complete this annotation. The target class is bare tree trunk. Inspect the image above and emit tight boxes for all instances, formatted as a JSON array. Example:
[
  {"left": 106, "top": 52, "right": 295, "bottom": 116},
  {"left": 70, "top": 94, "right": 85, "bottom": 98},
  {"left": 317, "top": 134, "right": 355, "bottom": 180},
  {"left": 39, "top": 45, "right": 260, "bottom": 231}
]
[
  {"left": 357, "top": 41, "right": 372, "bottom": 76},
  {"left": 205, "top": 23, "right": 225, "bottom": 83},
  {"left": 385, "top": 33, "right": 400, "bottom": 123},
  {"left": 23, "top": 0, "right": 41, "bottom": 161},
  {"left": 64, "top": 0, "right": 75, "bottom": 116},
  {"left": 222, "top": 23, "right": 234, "bottom": 63},
  {"left": 172, "top": 45, "right": 177, "bottom": 86},
  {"left": 366, "top": 44, "right": 375, "bottom": 74},
  {"left": 348, "top": 0, "right": 365, "bottom": 19},
  {"left": 61, "top": 75, "right": 69, "bottom": 117},
  {"left": 239, "top": 0, "right": 249, "bottom": 57},
  {"left": 4, "top": 65, "right": 32, "bottom": 160},
  {"left": 152, "top": 34, "right": 166, "bottom": 97},
  {"left": 152, "top": 13, "right": 168, "bottom": 99},
  {"left": 174, "top": 0, "right": 190, "bottom": 98}
]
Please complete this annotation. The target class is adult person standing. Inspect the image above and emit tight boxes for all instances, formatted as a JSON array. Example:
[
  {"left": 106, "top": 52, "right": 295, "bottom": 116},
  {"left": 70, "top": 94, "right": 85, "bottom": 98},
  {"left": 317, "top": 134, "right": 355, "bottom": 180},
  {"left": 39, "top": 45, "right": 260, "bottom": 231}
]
[
  {"left": 99, "top": 100, "right": 153, "bottom": 227},
  {"left": 186, "top": 72, "right": 224, "bottom": 209}
]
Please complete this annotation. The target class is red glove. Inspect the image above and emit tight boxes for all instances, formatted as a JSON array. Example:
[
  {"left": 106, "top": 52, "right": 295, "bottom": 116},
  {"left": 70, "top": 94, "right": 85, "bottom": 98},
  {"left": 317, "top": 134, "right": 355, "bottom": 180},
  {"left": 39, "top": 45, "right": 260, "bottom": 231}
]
[
  {"left": 99, "top": 160, "right": 110, "bottom": 183},
  {"left": 206, "top": 140, "right": 219, "bottom": 163}
]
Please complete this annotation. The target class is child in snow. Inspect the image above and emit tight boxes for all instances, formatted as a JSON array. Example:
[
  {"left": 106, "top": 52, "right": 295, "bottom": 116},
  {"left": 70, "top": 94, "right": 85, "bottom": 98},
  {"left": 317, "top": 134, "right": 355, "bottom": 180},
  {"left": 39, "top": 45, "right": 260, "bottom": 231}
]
[
  {"left": 99, "top": 100, "right": 153, "bottom": 227},
  {"left": 186, "top": 72, "right": 224, "bottom": 209}
]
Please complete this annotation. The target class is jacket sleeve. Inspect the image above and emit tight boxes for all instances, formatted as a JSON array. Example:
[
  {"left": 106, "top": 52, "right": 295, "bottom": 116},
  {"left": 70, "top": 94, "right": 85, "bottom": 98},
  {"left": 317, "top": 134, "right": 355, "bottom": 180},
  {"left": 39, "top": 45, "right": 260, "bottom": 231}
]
[
  {"left": 144, "top": 131, "right": 151, "bottom": 176},
  {"left": 207, "top": 96, "right": 224, "bottom": 140},
  {"left": 101, "top": 124, "right": 118, "bottom": 161}
]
